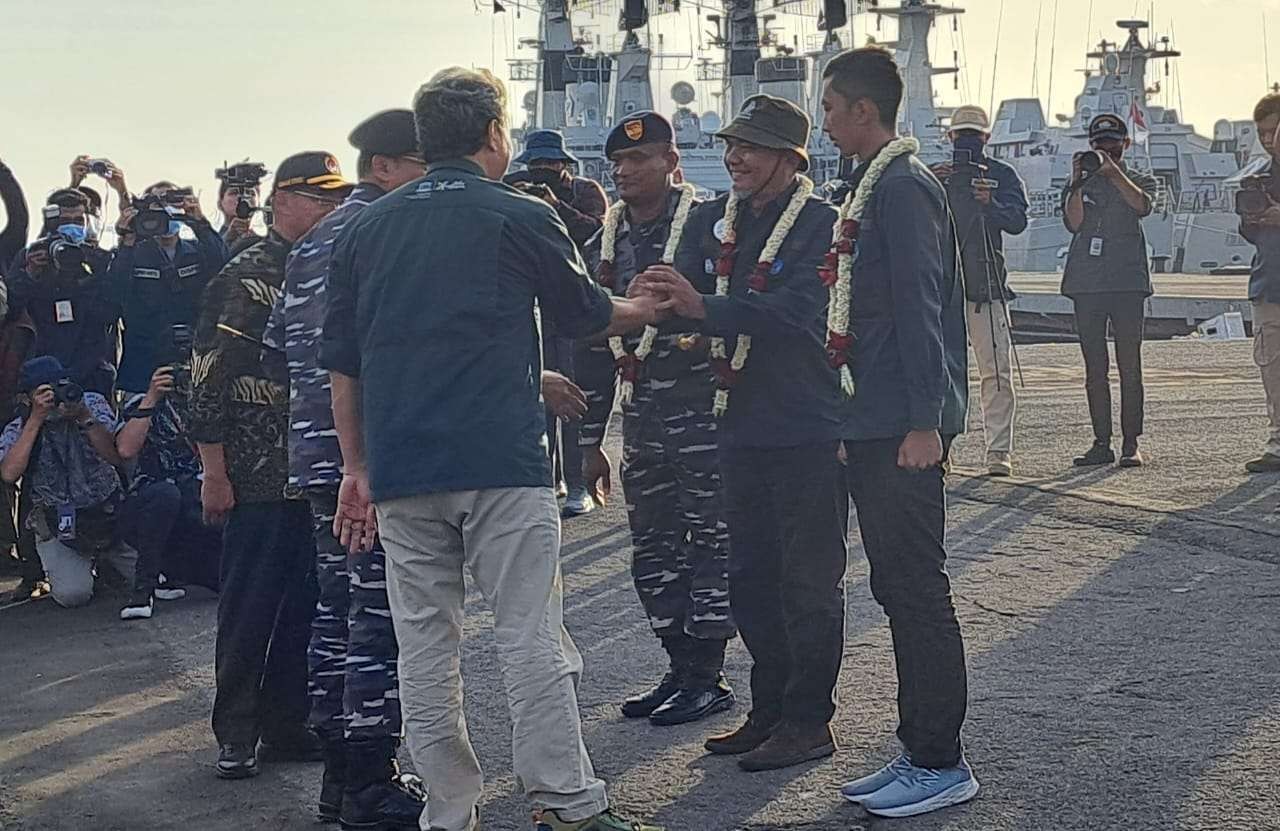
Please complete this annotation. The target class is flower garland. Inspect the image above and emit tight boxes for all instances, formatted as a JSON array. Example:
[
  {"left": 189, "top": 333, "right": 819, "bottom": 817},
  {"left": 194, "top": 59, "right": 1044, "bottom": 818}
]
[
  {"left": 820, "top": 137, "right": 920, "bottom": 397},
  {"left": 597, "top": 183, "right": 697, "bottom": 404},
  {"left": 709, "top": 175, "right": 815, "bottom": 417}
]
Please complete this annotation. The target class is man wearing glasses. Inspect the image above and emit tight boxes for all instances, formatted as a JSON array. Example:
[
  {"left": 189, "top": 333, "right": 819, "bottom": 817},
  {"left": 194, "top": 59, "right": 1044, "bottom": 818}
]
[
  {"left": 262, "top": 112, "right": 427, "bottom": 826},
  {"left": 190, "top": 151, "right": 353, "bottom": 780}
]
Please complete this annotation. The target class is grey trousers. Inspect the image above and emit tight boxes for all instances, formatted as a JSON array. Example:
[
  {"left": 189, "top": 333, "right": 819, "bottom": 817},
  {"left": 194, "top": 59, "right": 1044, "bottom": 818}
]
[
  {"left": 376, "top": 486, "right": 608, "bottom": 831},
  {"left": 37, "top": 537, "right": 136, "bottom": 608}
]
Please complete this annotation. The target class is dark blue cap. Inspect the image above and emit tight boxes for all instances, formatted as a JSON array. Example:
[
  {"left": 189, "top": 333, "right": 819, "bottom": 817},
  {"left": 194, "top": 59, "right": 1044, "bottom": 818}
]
[
  {"left": 1089, "top": 113, "right": 1128, "bottom": 141},
  {"left": 20, "top": 356, "right": 68, "bottom": 392},
  {"left": 514, "top": 130, "right": 579, "bottom": 165}
]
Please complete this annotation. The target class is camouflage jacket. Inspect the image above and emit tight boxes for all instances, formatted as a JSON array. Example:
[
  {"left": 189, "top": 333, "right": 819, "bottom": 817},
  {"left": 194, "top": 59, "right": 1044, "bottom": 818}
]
[
  {"left": 188, "top": 231, "right": 292, "bottom": 503},
  {"left": 577, "top": 188, "right": 717, "bottom": 448},
  {"left": 264, "top": 183, "right": 382, "bottom": 489}
]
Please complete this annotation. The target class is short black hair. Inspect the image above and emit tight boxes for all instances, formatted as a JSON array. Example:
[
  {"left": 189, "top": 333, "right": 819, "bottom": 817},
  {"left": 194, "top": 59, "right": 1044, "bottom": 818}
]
[
  {"left": 145, "top": 180, "right": 179, "bottom": 195},
  {"left": 822, "top": 47, "right": 903, "bottom": 129},
  {"left": 77, "top": 186, "right": 102, "bottom": 215},
  {"left": 1255, "top": 93, "right": 1280, "bottom": 124},
  {"left": 357, "top": 150, "right": 375, "bottom": 179},
  {"left": 47, "top": 188, "right": 90, "bottom": 210}
]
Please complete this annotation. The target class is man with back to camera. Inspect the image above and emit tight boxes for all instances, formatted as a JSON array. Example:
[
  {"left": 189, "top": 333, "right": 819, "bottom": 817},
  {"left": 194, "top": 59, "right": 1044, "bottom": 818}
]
[
  {"left": 262, "top": 111, "right": 426, "bottom": 828},
  {"left": 576, "top": 111, "right": 737, "bottom": 727},
  {"left": 506, "top": 129, "right": 609, "bottom": 517},
  {"left": 930, "top": 105, "right": 1029, "bottom": 477},
  {"left": 322, "top": 67, "right": 664, "bottom": 831},
  {"left": 1062, "top": 113, "right": 1159, "bottom": 469},
  {"left": 190, "top": 151, "right": 351, "bottom": 780},
  {"left": 1238, "top": 93, "right": 1280, "bottom": 474},
  {"left": 633, "top": 94, "right": 849, "bottom": 773},
  {"left": 108, "top": 179, "right": 230, "bottom": 397},
  {"left": 819, "top": 46, "right": 980, "bottom": 818}
]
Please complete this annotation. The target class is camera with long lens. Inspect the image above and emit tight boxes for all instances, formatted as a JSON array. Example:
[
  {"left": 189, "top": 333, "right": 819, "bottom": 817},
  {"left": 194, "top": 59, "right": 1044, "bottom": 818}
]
[
  {"left": 1235, "top": 174, "right": 1275, "bottom": 217},
  {"left": 54, "top": 378, "right": 83, "bottom": 406},
  {"left": 215, "top": 161, "right": 269, "bottom": 220},
  {"left": 1075, "top": 150, "right": 1105, "bottom": 177},
  {"left": 162, "top": 324, "right": 194, "bottom": 391}
]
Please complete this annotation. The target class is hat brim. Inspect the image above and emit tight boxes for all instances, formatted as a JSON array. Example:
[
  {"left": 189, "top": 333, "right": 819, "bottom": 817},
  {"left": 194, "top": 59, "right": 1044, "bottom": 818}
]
[
  {"left": 950, "top": 121, "right": 990, "bottom": 133},
  {"left": 275, "top": 174, "right": 354, "bottom": 196},
  {"left": 715, "top": 122, "right": 810, "bottom": 171},
  {"left": 514, "top": 148, "right": 579, "bottom": 165},
  {"left": 1090, "top": 131, "right": 1127, "bottom": 142}
]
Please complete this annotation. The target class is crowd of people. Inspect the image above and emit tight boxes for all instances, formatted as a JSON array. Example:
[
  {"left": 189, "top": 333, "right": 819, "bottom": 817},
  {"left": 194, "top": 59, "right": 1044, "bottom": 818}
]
[{"left": 2, "top": 40, "right": 1279, "bottom": 831}]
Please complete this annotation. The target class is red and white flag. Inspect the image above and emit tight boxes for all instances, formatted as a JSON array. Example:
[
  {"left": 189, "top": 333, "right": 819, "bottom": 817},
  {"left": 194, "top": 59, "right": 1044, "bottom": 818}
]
[{"left": 1130, "top": 99, "right": 1150, "bottom": 146}]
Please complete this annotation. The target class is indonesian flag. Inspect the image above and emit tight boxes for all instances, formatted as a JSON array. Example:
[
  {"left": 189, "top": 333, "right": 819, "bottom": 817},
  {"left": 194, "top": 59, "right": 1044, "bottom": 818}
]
[{"left": 1130, "top": 99, "right": 1150, "bottom": 146}]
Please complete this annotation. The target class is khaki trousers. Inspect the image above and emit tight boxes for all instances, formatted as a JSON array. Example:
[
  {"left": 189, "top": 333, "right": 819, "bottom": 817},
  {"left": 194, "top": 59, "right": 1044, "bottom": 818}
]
[
  {"left": 1255, "top": 301, "right": 1280, "bottom": 457},
  {"left": 967, "top": 300, "right": 1016, "bottom": 461},
  {"left": 376, "top": 486, "right": 608, "bottom": 831}
]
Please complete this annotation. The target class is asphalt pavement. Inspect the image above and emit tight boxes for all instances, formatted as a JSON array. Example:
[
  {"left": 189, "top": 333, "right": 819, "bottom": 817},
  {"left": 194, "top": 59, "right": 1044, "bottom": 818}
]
[{"left": 2, "top": 339, "right": 1278, "bottom": 831}]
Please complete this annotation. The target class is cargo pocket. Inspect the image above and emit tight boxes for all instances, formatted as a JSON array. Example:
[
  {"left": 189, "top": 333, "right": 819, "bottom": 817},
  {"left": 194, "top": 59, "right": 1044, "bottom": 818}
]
[{"left": 1256, "top": 315, "right": 1280, "bottom": 369}]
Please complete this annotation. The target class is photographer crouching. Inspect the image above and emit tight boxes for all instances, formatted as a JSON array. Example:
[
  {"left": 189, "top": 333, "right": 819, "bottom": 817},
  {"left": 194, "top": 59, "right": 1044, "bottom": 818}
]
[
  {"left": 7, "top": 189, "right": 120, "bottom": 396},
  {"left": 0, "top": 356, "right": 132, "bottom": 608},
  {"left": 1062, "top": 114, "right": 1160, "bottom": 469},
  {"left": 1238, "top": 93, "right": 1280, "bottom": 474},
  {"left": 108, "top": 181, "right": 229, "bottom": 398},
  {"left": 931, "top": 105, "right": 1029, "bottom": 477},
  {"left": 115, "top": 327, "right": 223, "bottom": 620}
]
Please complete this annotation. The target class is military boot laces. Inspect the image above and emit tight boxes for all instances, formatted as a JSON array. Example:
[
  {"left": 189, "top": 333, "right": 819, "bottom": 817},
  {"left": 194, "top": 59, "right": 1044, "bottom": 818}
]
[{"left": 532, "top": 808, "right": 663, "bottom": 831}]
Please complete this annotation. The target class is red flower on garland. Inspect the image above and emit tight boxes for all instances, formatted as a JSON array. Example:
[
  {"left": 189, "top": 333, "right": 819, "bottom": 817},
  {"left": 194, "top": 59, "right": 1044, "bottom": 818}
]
[
  {"left": 747, "top": 262, "right": 770, "bottom": 292},
  {"left": 597, "top": 260, "right": 616, "bottom": 289},
  {"left": 715, "top": 242, "right": 737, "bottom": 277},
  {"left": 825, "top": 331, "right": 855, "bottom": 369},
  {"left": 710, "top": 359, "right": 739, "bottom": 388},
  {"left": 841, "top": 219, "right": 860, "bottom": 239},
  {"left": 615, "top": 353, "right": 638, "bottom": 383}
]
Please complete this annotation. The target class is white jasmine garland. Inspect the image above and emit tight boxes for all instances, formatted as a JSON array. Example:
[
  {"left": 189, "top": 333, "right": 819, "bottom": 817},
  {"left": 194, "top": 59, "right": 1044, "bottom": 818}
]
[
  {"left": 825, "top": 137, "right": 919, "bottom": 397},
  {"left": 710, "top": 175, "right": 816, "bottom": 417},
  {"left": 601, "top": 183, "right": 697, "bottom": 405}
]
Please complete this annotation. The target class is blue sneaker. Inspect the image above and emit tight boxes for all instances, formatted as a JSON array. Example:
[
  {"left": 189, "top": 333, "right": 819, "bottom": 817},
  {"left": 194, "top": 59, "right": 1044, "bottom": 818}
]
[
  {"left": 859, "top": 758, "right": 980, "bottom": 818},
  {"left": 839, "top": 754, "right": 914, "bottom": 803}
]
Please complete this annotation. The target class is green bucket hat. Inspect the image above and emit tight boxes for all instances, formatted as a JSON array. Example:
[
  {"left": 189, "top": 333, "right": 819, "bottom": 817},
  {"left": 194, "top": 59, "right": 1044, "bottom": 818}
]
[{"left": 715, "top": 94, "right": 811, "bottom": 171}]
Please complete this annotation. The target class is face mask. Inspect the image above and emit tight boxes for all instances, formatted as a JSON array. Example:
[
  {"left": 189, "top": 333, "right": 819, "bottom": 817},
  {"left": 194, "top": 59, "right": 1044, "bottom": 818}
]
[
  {"left": 56, "top": 224, "right": 88, "bottom": 245},
  {"left": 952, "top": 134, "right": 985, "bottom": 158}
]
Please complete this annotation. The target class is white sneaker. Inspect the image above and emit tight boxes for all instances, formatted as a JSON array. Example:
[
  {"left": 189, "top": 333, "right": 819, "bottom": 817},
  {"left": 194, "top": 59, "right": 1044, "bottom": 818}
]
[
  {"left": 120, "top": 595, "right": 154, "bottom": 620},
  {"left": 154, "top": 574, "right": 186, "bottom": 601}
]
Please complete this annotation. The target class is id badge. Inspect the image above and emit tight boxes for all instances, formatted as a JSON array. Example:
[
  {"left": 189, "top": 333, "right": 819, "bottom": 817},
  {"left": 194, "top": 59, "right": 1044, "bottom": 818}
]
[
  {"left": 57, "top": 502, "right": 77, "bottom": 543},
  {"left": 55, "top": 300, "right": 75, "bottom": 323},
  {"left": 1088, "top": 238, "right": 1104, "bottom": 257}
]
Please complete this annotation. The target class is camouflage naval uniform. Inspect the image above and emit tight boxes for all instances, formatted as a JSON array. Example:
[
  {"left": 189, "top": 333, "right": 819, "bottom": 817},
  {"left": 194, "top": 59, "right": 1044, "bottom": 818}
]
[
  {"left": 578, "top": 188, "right": 737, "bottom": 683},
  {"left": 262, "top": 183, "right": 401, "bottom": 747}
]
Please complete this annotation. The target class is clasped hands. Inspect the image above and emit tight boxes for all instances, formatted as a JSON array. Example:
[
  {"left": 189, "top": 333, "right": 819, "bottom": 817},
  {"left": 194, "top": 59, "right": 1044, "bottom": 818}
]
[{"left": 627, "top": 265, "right": 706, "bottom": 321}]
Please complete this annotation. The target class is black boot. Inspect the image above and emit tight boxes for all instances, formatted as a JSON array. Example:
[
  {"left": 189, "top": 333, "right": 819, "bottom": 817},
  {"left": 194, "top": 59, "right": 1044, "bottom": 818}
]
[
  {"left": 649, "top": 638, "right": 734, "bottom": 726},
  {"left": 620, "top": 634, "right": 688, "bottom": 718},
  {"left": 318, "top": 737, "right": 346, "bottom": 823},
  {"left": 340, "top": 739, "right": 425, "bottom": 831}
]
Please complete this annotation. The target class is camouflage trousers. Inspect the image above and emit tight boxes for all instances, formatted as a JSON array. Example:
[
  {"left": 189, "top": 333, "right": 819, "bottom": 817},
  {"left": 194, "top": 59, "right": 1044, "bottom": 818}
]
[
  {"left": 306, "top": 489, "right": 401, "bottom": 743},
  {"left": 621, "top": 403, "right": 736, "bottom": 642}
]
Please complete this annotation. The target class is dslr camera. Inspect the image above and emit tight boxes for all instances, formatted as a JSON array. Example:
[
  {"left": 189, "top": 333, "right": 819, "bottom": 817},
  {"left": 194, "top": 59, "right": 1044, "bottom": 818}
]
[
  {"left": 129, "top": 188, "right": 192, "bottom": 238},
  {"left": 55, "top": 378, "right": 84, "bottom": 406},
  {"left": 950, "top": 149, "right": 1000, "bottom": 196},
  {"left": 33, "top": 209, "right": 87, "bottom": 272},
  {"left": 161, "top": 324, "right": 194, "bottom": 391},
  {"left": 1235, "top": 174, "right": 1275, "bottom": 218},
  {"left": 215, "top": 161, "right": 269, "bottom": 219},
  {"left": 504, "top": 167, "right": 568, "bottom": 202},
  {"left": 1075, "top": 149, "right": 1106, "bottom": 177}
]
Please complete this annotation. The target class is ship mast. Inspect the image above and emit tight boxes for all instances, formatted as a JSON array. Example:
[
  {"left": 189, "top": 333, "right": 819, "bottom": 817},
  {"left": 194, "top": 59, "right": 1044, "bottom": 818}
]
[
  {"left": 872, "top": 0, "right": 961, "bottom": 147},
  {"left": 535, "top": 0, "right": 575, "bottom": 129}
]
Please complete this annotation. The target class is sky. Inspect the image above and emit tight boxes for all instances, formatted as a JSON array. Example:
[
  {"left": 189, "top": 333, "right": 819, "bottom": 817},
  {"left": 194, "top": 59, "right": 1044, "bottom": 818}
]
[{"left": 1, "top": 0, "right": 1278, "bottom": 229}]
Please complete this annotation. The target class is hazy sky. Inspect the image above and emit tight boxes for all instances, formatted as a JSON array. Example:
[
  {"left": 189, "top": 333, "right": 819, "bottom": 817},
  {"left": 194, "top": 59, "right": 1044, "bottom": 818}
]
[{"left": 1, "top": 0, "right": 1278, "bottom": 228}]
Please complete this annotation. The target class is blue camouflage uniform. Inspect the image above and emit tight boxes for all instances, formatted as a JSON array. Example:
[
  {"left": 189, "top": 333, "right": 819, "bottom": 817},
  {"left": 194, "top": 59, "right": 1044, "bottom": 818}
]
[
  {"left": 577, "top": 188, "right": 736, "bottom": 682},
  {"left": 262, "top": 182, "right": 401, "bottom": 745},
  {"left": 108, "top": 220, "right": 228, "bottom": 394}
]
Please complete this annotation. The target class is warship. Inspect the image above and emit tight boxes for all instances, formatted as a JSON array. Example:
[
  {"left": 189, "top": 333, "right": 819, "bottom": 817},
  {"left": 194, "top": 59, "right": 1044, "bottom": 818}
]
[{"left": 499, "top": 0, "right": 1257, "bottom": 275}]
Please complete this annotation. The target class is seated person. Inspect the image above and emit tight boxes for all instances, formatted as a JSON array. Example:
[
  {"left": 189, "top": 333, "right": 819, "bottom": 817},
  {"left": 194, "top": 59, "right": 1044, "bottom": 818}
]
[
  {"left": 0, "top": 356, "right": 133, "bottom": 608},
  {"left": 116, "top": 363, "right": 222, "bottom": 620}
]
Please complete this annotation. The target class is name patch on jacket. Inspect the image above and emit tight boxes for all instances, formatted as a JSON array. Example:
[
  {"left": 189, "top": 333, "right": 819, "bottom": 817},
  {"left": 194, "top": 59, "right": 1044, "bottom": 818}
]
[
  {"left": 133, "top": 267, "right": 162, "bottom": 280},
  {"left": 177, "top": 264, "right": 201, "bottom": 279}
]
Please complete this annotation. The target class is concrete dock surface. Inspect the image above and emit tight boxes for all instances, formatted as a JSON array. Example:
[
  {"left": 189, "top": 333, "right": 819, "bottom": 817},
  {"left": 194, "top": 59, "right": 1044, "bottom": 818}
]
[{"left": 2, "top": 339, "right": 1278, "bottom": 831}]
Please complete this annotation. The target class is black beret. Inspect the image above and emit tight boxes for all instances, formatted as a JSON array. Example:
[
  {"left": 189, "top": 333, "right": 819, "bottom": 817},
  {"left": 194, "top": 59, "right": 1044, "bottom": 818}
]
[
  {"left": 349, "top": 109, "right": 419, "bottom": 157},
  {"left": 605, "top": 111, "right": 675, "bottom": 158}
]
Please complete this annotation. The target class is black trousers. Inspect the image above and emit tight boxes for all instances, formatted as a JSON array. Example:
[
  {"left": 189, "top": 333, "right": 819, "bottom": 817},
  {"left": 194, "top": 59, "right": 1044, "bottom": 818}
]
[
  {"left": 121, "top": 478, "right": 222, "bottom": 594},
  {"left": 544, "top": 336, "right": 584, "bottom": 490},
  {"left": 1073, "top": 292, "right": 1146, "bottom": 442},
  {"left": 211, "top": 500, "right": 317, "bottom": 746},
  {"left": 719, "top": 441, "right": 847, "bottom": 727},
  {"left": 845, "top": 437, "right": 967, "bottom": 769}
]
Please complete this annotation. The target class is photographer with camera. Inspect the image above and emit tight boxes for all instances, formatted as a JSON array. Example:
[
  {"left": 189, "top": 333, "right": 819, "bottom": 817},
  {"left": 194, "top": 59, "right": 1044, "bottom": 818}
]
[
  {"left": 930, "top": 105, "right": 1029, "bottom": 477},
  {"left": 216, "top": 162, "right": 268, "bottom": 256},
  {"left": 1237, "top": 93, "right": 1280, "bottom": 474},
  {"left": 1062, "top": 113, "right": 1160, "bottom": 469},
  {"left": 69, "top": 155, "right": 130, "bottom": 224},
  {"left": 504, "top": 130, "right": 609, "bottom": 516},
  {"left": 0, "top": 356, "right": 132, "bottom": 608},
  {"left": 6, "top": 189, "right": 120, "bottom": 396},
  {"left": 108, "top": 181, "right": 229, "bottom": 397},
  {"left": 115, "top": 331, "right": 223, "bottom": 620}
]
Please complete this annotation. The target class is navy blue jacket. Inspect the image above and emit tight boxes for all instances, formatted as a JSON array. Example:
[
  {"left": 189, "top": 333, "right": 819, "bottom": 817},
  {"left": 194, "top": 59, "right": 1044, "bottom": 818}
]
[
  {"left": 1239, "top": 158, "right": 1280, "bottom": 304},
  {"left": 842, "top": 152, "right": 966, "bottom": 441},
  {"left": 320, "top": 159, "right": 613, "bottom": 502},
  {"left": 673, "top": 184, "right": 845, "bottom": 450},
  {"left": 107, "top": 220, "right": 228, "bottom": 393},
  {"left": 945, "top": 154, "right": 1028, "bottom": 303}
]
